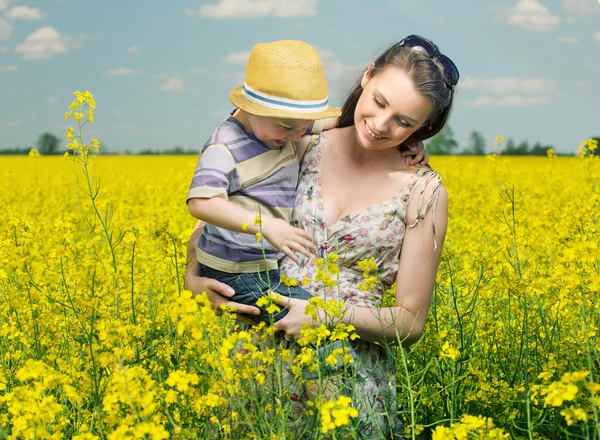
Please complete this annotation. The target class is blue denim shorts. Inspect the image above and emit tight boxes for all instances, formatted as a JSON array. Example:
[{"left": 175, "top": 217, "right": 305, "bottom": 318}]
[
  {"left": 198, "top": 263, "right": 312, "bottom": 323},
  {"left": 198, "top": 263, "right": 358, "bottom": 379}
]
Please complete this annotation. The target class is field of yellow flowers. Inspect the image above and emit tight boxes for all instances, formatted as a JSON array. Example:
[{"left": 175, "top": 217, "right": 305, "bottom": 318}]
[{"left": 0, "top": 93, "right": 599, "bottom": 439}]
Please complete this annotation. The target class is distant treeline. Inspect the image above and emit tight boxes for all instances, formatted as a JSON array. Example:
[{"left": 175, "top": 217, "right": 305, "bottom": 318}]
[
  {"left": 1, "top": 131, "right": 597, "bottom": 156},
  {"left": 425, "top": 126, "right": 595, "bottom": 156}
]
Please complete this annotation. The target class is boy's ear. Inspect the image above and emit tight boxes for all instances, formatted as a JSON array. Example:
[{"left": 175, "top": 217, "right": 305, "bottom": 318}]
[{"left": 360, "top": 63, "right": 376, "bottom": 88}]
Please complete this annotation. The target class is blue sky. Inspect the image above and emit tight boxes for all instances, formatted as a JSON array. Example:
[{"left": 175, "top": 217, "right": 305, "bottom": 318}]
[{"left": 0, "top": 0, "right": 598, "bottom": 154}]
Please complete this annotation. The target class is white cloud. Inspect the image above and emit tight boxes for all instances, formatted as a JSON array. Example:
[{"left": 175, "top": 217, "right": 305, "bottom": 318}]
[
  {"left": 0, "top": 18, "right": 12, "bottom": 40},
  {"left": 113, "top": 123, "right": 136, "bottom": 134},
  {"left": 461, "top": 76, "right": 559, "bottom": 95},
  {"left": 105, "top": 67, "right": 142, "bottom": 76},
  {"left": 161, "top": 75, "right": 184, "bottom": 92},
  {"left": 7, "top": 120, "right": 22, "bottom": 128},
  {"left": 557, "top": 35, "right": 579, "bottom": 44},
  {"left": 113, "top": 123, "right": 135, "bottom": 130},
  {"left": 314, "top": 47, "right": 365, "bottom": 105},
  {"left": 0, "top": 0, "right": 10, "bottom": 10},
  {"left": 187, "top": 0, "right": 320, "bottom": 18},
  {"left": 494, "top": 0, "right": 560, "bottom": 31},
  {"left": 6, "top": 5, "right": 46, "bottom": 20},
  {"left": 575, "top": 80, "right": 586, "bottom": 87},
  {"left": 128, "top": 45, "right": 137, "bottom": 53},
  {"left": 189, "top": 67, "right": 209, "bottom": 74},
  {"left": 0, "top": 64, "right": 18, "bottom": 72},
  {"left": 583, "top": 62, "right": 592, "bottom": 68},
  {"left": 463, "top": 76, "right": 558, "bottom": 108},
  {"left": 594, "top": 31, "right": 600, "bottom": 42},
  {"left": 224, "top": 50, "right": 251, "bottom": 64},
  {"left": 563, "top": 0, "right": 600, "bottom": 14},
  {"left": 15, "top": 27, "right": 68, "bottom": 59},
  {"left": 466, "top": 95, "right": 551, "bottom": 107},
  {"left": 315, "top": 46, "right": 364, "bottom": 82},
  {"left": 47, "top": 96, "right": 57, "bottom": 105}
]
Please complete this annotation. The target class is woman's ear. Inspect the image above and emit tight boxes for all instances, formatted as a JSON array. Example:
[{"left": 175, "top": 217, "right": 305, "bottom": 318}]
[{"left": 360, "top": 62, "right": 376, "bottom": 88}]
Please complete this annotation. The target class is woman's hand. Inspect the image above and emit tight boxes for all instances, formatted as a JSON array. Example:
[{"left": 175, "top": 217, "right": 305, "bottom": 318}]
[
  {"left": 272, "top": 296, "right": 318, "bottom": 340},
  {"left": 402, "top": 141, "right": 430, "bottom": 166},
  {"left": 185, "top": 272, "right": 260, "bottom": 325}
]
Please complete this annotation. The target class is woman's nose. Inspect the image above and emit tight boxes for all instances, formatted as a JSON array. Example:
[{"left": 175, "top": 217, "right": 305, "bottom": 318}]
[{"left": 372, "top": 115, "right": 388, "bottom": 134}]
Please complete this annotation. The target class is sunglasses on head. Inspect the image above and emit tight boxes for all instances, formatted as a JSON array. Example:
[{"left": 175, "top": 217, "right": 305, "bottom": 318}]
[{"left": 396, "top": 35, "right": 460, "bottom": 89}]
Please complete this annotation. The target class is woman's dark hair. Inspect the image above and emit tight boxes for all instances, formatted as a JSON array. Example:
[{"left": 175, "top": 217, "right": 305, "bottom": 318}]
[{"left": 337, "top": 42, "right": 454, "bottom": 151}]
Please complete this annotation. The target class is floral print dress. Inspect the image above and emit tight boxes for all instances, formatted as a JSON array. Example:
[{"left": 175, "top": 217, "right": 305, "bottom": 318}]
[{"left": 279, "top": 133, "right": 442, "bottom": 438}]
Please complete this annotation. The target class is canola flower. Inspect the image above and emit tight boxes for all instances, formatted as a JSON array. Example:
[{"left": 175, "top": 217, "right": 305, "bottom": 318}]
[{"left": 0, "top": 91, "right": 599, "bottom": 438}]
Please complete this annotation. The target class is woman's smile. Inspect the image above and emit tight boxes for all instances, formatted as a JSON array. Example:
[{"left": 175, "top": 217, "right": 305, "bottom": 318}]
[{"left": 363, "top": 120, "right": 386, "bottom": 142}]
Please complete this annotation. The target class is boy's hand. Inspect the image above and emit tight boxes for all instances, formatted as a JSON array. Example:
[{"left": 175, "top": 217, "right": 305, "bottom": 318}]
[
  {"left": 401, "top": 141, "right": 430, "bottom": 166},
  {"left": 262, "top": 218, "right": 316, "bottom": 263}
]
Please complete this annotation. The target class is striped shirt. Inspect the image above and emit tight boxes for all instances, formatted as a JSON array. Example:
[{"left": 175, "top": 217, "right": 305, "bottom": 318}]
[{"left": 187, "top": 115, "right": 299, "bottom": 273}]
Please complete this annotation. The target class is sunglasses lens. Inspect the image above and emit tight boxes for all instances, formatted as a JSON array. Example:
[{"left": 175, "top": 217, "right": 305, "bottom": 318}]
[
  {"left": 399, "top": 35, "right": 460, "bottom": 88},
  {"left": 438, "top": 56, "right": 460, "bottom": 87},
  {"left": 402, "top": 35, "right": 437, "bottom": 57}
]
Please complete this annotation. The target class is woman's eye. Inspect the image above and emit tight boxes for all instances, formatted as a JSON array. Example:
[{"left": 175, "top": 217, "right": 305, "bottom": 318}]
[
  {"left": 396, "top": 119, "right": 410, "bottom": 128},
  {"left": 373, "top": 97, "right": 384, "bottom": 108}
]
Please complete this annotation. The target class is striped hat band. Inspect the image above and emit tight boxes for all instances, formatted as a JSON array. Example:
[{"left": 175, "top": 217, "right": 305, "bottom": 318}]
[{"left": 241, "top": 83, "right": 330, "bottom": 114}]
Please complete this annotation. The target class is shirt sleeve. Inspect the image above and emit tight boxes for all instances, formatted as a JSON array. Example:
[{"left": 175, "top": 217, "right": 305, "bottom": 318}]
[
  {"left": 305, "top": 119, "right": 325, "bottom": 134},
  {"left": 186, "top": 143, "right": 239, "bottom": 202}
]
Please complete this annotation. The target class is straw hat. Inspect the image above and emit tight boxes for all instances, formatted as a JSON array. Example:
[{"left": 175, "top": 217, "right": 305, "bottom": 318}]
[{"left": 230, "top": 40, "right": 341, "bottom": 120}]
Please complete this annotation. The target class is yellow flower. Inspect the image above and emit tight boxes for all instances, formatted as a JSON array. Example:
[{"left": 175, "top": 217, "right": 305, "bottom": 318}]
[
  {"left": 28, "top": 148, "right": 40, "bottom": 157},
  {"left": 280, "top": 273, "right": 298, "bottom": 286},
  {"left": 241, "top": 222, "right": 248, "bottom": 231},
  {"left": 320, "top": 395, "right": 358, "bottom": 434},
  {"left": 254, "top": 214, "right": 262, "bottom": 226},
  {"left": 255, "top": 232, "right": 262, "bottom": 242},
  {"left": 440, "top": 341, "right": 460, "bottom": 361},
  {"left": 265, "top": 304, "right": 281, "bottom": 314}
]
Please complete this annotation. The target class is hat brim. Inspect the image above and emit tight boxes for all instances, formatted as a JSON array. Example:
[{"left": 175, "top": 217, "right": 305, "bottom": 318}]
[{"left": 229, "top": 86, "right": 341, "bottom": 121}]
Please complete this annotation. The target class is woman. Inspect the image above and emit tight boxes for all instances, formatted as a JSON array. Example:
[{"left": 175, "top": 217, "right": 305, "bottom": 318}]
[{"left": 186, "top": 35, "right": 457, "bottom": 438}]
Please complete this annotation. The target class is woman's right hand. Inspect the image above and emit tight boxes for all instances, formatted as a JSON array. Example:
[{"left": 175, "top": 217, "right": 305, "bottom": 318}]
[{"left": 185, "top": 272, "right": 260, "bottom": 325}]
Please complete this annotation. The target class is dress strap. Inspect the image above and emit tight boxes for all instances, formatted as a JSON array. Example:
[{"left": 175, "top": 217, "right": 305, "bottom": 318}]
[
  {"left": 301, "top": 133, "right": 324, "bottom": 167},
  {"left": 407, "top": 169, "right": 443, "bottom": 250}
]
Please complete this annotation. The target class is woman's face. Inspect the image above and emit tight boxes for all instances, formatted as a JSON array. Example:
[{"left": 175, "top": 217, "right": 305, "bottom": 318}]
[{"left": 354, "top": 65, "right": 433, "bottom": 152}]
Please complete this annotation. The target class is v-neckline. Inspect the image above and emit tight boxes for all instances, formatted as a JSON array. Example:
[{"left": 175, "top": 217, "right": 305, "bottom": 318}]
[{"left": 313, "top": 132, "right": 426, "bottom": 231}]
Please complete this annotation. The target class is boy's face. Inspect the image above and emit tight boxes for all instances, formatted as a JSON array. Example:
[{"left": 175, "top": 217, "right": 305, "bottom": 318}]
[{"left": 246, "top": 114, "right": 312, "bottom": 149}]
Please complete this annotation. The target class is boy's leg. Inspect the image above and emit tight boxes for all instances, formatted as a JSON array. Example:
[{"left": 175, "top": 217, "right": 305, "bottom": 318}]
[
  {"left": 266, "top": 274, "right": 359, "bottom": 398},
  {"left": 197, "top": 264, "right": 274, "bottom": 323}
]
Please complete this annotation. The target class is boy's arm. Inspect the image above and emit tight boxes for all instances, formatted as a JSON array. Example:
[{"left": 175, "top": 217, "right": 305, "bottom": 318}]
[
  {"left": 296, "top": 117, "right": 339, "bottom": 160},
  {"left": 188, "top": 197, "right": 265, "bottom": 235},
  {"left": 312, "top": 117, "right": 338, "bottom": 132},
  {"left": 188, "top": 143, "right": 316, "bottom": 262},
  {"left": 188, "top": 197, "right": 316, "bottom": 263}
]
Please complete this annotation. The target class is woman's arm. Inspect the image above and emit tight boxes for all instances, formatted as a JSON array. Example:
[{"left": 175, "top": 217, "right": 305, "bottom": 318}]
[
  {"left": 274, "top": 184, "right": 448, "bottom": 347},
  {"left": 346, "top": 185, "right": 448, "bottom": 346},
  {"left": 185, "top": 220, "right": 260, "bottom": 318}
]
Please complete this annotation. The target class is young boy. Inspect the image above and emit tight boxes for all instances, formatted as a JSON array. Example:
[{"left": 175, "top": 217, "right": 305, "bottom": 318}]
[{"left": 187, "top": 40, "right": 340, "bottom": 323}]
